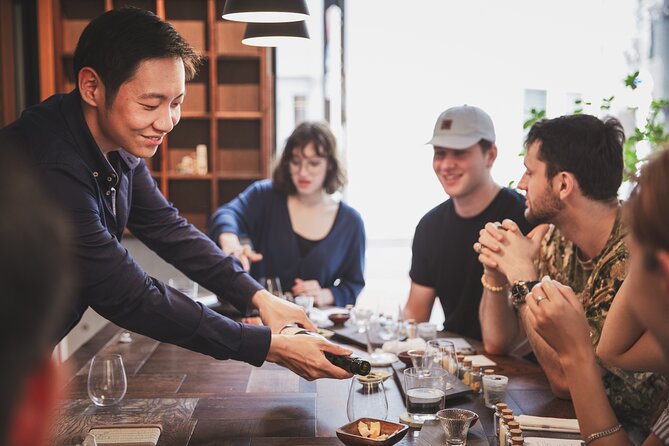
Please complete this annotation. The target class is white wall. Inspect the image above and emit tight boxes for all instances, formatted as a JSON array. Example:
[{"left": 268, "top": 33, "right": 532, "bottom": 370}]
[{"left": 345, "top": 0, "right": 639, "bottom": 240}]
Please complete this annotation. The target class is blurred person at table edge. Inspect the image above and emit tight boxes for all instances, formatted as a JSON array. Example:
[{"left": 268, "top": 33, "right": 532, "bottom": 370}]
[
  {"left": 0, "top": 7, "right": 352, "bottom": 382},
  {"left": 402, "top": 105, "right": 532, "bottom": 340},
  {"left": 0, "top": 152, "right": 75, "bottom": 446},
  {"left": 477, "top": 114, "right": 667, "bottom": 435},
  {"left": 527, "top": 148, "right": 669, "bottom": 445},
  {"left": 209, "top": 122, "right": 365, "bottom": 308}
]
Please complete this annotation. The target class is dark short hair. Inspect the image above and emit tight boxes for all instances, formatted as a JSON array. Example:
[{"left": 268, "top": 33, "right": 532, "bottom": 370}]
[
  {"left": 626, "top": 148, "right": 669, "bottom": 269},
  {"left": 525, "top": 114, "right": 624, "bottom": 202},
  {"left": 478, "top": 139, "right": 493, "bottom": 153},
  {"left": 0, "top": 151, "right": 74, "bottom": 442},
  {"left": 73, "top": 7, "right": 201, "bottom": 106},
  {"left": 272, "top": 122, "right": 346, "bottom": 195}
]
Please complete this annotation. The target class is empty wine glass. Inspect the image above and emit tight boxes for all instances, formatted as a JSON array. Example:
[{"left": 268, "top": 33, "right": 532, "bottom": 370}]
[
  {"left": 427, "top": 339, "right": 459, "bottom": 389},
  {"left": 87, "top": 354, "right": 127, "bottom": 406},
  {"left": 346, "top": 375, "right": 388, "bottom": 421},
  {"left": 366, "top": 315, "right": 399, "bottom": 361}
]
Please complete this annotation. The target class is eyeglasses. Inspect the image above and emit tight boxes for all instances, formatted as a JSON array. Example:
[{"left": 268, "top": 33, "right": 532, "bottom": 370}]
[{"left": 289, "top": 156, "right": 326, "bottom": 173}]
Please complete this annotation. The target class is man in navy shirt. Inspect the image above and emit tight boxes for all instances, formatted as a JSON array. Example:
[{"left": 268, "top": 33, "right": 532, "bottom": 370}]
[
  {"left": 403, "top": 105, "right": 532, "bottom": 340},
  {"left": 0, "top": 7, "right": 351, "bottom": 380}
]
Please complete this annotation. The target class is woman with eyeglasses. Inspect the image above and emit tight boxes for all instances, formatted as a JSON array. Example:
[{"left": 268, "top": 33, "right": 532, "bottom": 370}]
[
  {"left": 526, "top": 148, "right": 669, "bottom": 445},
  {"left": 209, "top": 122, "right": 365, "bottom": 308}
]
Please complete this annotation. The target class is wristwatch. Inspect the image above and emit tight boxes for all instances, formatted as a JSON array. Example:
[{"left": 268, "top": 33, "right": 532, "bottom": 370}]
[{"left": 510, "top": 280, "right": 540, "bottom": 309}]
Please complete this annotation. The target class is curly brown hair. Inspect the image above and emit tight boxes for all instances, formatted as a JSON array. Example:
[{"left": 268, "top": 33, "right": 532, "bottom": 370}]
[{"left": 272, "top": 122, "right": 346, "bottom": 195}]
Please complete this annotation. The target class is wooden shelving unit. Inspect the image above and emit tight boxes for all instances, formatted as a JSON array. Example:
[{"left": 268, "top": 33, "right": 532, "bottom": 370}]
[{"left": 39, "top": 0, "right": 273, "bottom": 232}]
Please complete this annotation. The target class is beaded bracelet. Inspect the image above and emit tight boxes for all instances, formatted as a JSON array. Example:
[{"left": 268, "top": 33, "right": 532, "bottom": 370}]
[
  {"left": 584, "top": 423, "right": 623, "bottom": 444},
  {"left": 480, "top": 274, "right": 508, "bottom": 293}
]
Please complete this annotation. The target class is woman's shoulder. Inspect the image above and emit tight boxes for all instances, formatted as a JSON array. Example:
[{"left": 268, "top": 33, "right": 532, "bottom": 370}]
[{"left": 337, "top": 200, "right": 365, "bottom": 227}]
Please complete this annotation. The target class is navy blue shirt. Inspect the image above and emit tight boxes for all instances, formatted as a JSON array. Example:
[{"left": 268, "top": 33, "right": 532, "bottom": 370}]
[
  {"left": 0, "top": 91, "right": 271, "bottom": 366},
  {"left": 209, "top": 180, "right": 366, "bottom": 307},
  {"left": 410, "top": 188, "right": 533, "bottom": 340}
]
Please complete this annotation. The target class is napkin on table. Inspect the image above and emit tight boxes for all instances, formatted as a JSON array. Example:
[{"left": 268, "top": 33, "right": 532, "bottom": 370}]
[{"left": 517, "top": 415, "right": 580, "bottom": 433}]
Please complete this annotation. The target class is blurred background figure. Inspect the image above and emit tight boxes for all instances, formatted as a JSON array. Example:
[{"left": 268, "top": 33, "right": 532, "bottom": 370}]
[
  {"left": 0, "top": 150, "right": 76, "bottom": 446},
  {"left": 210, "top": 121, "right": 365, "bottom": 308}
]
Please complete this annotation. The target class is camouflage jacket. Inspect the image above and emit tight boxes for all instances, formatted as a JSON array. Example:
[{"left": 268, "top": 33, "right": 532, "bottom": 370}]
[{"left": 537, "top": 208, "right": 667, "bottom": 435}]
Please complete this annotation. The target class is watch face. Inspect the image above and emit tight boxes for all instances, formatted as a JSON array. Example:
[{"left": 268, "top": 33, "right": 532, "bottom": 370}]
[{"left": 510, "top": 280, "right": 539, "bottom": 309}]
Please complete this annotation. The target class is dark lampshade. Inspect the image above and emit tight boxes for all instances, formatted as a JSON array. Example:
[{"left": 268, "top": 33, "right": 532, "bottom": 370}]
[
  {"left": 222, "top": 0, "right": 309, "bottom": 23},
  {"left": 242, "top": 21, "right": 310, "bottom": 47}
]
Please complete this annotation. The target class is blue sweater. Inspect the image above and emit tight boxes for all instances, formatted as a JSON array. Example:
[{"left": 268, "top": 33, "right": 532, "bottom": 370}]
[{"left": 209, "top": 180, "right": 366, "bottom": 307}]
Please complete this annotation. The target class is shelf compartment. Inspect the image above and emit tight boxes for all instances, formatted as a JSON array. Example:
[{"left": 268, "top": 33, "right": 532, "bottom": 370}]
[
  {"left": 217, "top": 179, "right": 256, "bottom": 205},
  {"left": 62, "top": 19, "right": 89, "bottom": 54},
  {"left": 216, "top": 59, "right": 260, "bottom": 112},
  {"left": 61, "top": 0, "right": 104, "bottom": 19},
  {"left": 217, "top": 119, "right": 261, "bottom": 173},
  {"left": 182, "top": 59, "right": 209, "bottom": 114},
  {"left": 166, "top": 0, "right": 208, "bottom": 54},
  {"left": 168, "top": 179, "right": 211, "bottom": 230}
]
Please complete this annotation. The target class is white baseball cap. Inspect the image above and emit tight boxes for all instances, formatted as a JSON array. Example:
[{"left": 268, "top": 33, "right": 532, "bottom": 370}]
[{"left": 426, "top": 105, "right": 496, "bottom": 149}]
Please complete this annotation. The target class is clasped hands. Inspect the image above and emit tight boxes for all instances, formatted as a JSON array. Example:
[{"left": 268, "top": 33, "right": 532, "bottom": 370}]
[{"left": 475, "top": 219, "right": 549, "bottom": 285}]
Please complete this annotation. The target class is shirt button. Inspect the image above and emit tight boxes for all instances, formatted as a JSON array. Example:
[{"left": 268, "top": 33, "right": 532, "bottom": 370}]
[
  {"left": 93, "top": 171, "right": 99, "bottom": 177},
  {"left": 107, "top": 177, "right": 113, "bottom": 182},
  {"left": 105, "top": 191, "right": 111, "bottom": 196}
]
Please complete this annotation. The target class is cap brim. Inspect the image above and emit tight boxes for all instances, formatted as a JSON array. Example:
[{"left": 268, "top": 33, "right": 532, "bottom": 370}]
[{"left": 426, "top": 134, "right": 483, "bottom": 150}]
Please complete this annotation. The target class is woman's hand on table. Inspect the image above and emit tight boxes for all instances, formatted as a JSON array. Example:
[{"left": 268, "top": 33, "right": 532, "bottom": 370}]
[
  {"left": 252, "top": 290, "right": 317, "bottom": 333},
  {"left": 292, "top": 279, "right": 334, "bottom": 307},
  {"left": 219, "top": 233, "right": 263, "bottom": 272},
  {"left": 526, "top": 277, "right": 593, "bottom": 357},
  {"left": 266, "top": 334, "right": 353, "bottom": 380}
]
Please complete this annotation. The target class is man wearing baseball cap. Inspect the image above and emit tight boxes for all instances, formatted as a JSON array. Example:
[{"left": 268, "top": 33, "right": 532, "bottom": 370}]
[{"left": 402, "top": 105, "right": 533, "bottom": 340}]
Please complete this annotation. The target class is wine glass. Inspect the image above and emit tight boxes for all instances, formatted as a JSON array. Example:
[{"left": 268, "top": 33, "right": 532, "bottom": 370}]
[
  {"left": 261, "top": 276, "right": 284, "bottom": 298},
  {"left": 87, "top": 354, "right": 127, "bottom": 406},
  {"left": 427, "top": 339, "right": 459, "bottom": 389},
  {"left": 346, "top": 376, "right": 388, "bottom": 421},
  {"left": 366, "top": 315, "right": 399, "bottom": 359}
]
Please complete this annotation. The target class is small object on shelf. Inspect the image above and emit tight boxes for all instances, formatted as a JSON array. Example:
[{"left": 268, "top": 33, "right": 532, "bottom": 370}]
[
  {"left": 195, "top": 144, "right": 208, "bottom": 174},
  {"left": 176, "top": 154, "right": 195, "bottom": 174}
]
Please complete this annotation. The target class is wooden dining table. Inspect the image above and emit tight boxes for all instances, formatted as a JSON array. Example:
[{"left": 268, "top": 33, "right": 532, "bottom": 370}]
[{"left": 53, "top": 322, "right": 577, "bottom": 445}]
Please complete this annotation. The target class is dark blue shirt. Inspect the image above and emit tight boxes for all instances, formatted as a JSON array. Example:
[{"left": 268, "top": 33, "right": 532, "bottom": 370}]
[
  {"left": 410, "top": 188, "right": 533, "bottom": 340},
  {"left": 0, "top": 91, "right": 270, "bottom": 366},
  {"left": 209, "top": 180, "right": 366, "bottom": 307}
]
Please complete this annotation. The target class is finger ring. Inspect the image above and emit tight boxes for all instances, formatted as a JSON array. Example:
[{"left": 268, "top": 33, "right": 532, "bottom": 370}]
[
  {"left": 535, "top": 295, "right": 546, "bottom": 304},
  {"left": 475, "top": 243, "right": 482, "bottom": 254}
]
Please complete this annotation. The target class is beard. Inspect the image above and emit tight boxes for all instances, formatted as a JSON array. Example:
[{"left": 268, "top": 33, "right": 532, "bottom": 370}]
[{"left": 525, "top": 185, "right": 564, "bottom": 225}]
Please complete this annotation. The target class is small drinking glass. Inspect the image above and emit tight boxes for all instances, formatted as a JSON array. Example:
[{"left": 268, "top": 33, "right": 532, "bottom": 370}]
[
  {"left": 403, "top": 367, "right": 446, "bottom": 424},
  {"left": 436, "top": 408, "right": 478, "bottom": 445},
  {"left": 168, "top": 277, "right": 198, "bottom": 299},
  {"left": 417, "top": 322, "right": 437, "bottom": 341},
  {"left": 482, "top": 374, "right": 509, "bottom": 408},
  {"left": 294, "top": 295, "right": 314, "bottom": 314},
  {"left": 87, "top": 354, "right": 127, "bottom": 406},
  {"left": 346, "top": 375, "right": 388, "bottom": 421},
  {"left": 351, "top": 307, "right": 373, "bottom": 333},
  {"left": 408, "top": 349, "right": 435, "bottom": 376}
]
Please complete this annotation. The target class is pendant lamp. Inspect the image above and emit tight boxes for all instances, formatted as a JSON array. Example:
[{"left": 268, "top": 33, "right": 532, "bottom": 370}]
[
  {"left": 242, "top": 21, "right": 310, "bottom": 47},
  {"left": 222, "top": 0, "right": 309, "bottom": 23}
]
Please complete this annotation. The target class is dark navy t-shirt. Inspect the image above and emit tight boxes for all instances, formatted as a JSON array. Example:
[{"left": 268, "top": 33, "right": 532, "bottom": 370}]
[{"left": 410, "top": 188, "right": 533, "bottom": 340}]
